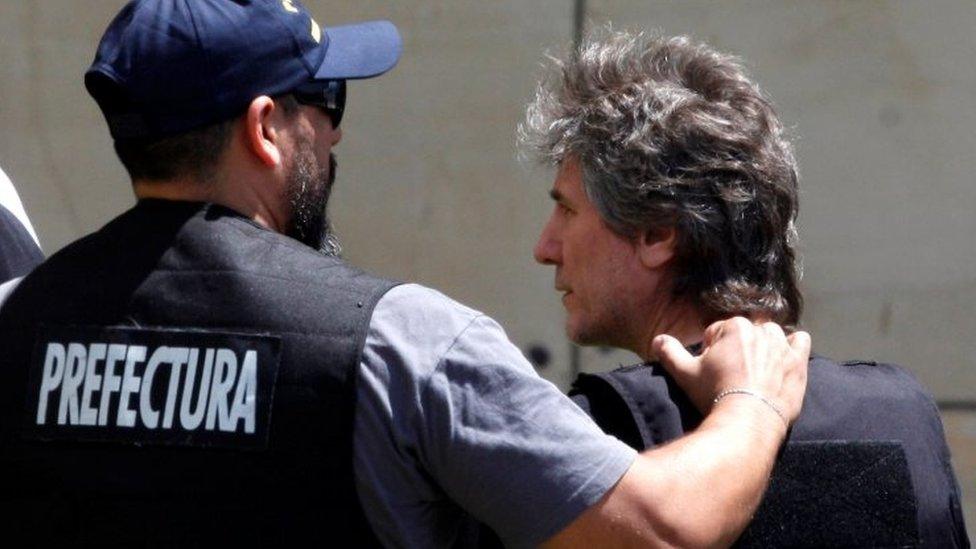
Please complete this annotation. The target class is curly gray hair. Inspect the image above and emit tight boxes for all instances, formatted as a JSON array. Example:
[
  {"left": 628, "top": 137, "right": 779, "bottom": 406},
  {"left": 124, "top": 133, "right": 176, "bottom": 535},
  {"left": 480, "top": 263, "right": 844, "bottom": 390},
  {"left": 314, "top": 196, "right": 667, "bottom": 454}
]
[{"left": 520, "top": 29, "right": 802, "bottom": 326}]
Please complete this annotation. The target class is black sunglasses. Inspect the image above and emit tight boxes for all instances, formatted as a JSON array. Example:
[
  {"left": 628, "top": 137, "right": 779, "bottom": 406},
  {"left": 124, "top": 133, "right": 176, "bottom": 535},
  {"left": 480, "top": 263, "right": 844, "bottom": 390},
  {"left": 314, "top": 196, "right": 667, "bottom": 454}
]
[{"left": 293, "top": 80, "right": 346, "bottom": 128}]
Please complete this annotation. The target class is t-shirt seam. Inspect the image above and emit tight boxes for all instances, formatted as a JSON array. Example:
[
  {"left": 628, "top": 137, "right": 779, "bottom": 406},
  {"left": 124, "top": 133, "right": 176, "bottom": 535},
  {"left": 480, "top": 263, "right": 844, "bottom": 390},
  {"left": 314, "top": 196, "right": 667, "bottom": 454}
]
[{"left": 409, "top": 312, "right": 486, "bottom": 452}]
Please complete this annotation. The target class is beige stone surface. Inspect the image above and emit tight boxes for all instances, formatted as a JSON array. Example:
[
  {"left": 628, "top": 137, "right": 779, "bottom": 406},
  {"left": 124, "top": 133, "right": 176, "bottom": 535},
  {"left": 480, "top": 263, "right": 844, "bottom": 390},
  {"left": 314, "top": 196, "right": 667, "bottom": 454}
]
[{"left": 0, "top": 2, "right": 132, "bottom": 251}]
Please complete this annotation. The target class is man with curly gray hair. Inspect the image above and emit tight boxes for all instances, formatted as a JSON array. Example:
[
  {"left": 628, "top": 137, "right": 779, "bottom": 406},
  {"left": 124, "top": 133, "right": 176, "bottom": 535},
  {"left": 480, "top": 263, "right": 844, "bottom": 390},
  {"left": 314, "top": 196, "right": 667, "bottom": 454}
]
[
  {"left": 525, "top": 29, "right": 968, "bottom": 547},
  {"left": 524, "top": 32, "right": 801, "bottom": 341}
]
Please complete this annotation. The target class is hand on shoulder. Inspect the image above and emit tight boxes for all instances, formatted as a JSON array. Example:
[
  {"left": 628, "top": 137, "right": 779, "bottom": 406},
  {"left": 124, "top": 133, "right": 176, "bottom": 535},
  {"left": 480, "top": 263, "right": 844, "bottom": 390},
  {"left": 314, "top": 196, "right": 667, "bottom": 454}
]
[{"left": 653, "top": 317, "right": 810, "bottom": 426}]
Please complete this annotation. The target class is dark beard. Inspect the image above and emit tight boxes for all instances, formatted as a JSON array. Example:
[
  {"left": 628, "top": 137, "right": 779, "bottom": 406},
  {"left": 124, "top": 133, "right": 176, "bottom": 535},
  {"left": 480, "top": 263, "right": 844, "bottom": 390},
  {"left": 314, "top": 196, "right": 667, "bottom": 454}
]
[{"left": 284, "top": 145, "right": 342, "bottom": 257}]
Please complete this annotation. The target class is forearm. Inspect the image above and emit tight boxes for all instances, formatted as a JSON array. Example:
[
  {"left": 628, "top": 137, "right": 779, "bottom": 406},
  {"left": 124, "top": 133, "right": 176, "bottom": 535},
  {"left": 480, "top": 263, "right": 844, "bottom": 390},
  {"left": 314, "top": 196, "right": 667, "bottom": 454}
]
[
  {"left": 544, "top": 397, "right": 786, "bottom": 549},
  {"left": 635, "top": 396, "right": 787, "bottom": 547}
]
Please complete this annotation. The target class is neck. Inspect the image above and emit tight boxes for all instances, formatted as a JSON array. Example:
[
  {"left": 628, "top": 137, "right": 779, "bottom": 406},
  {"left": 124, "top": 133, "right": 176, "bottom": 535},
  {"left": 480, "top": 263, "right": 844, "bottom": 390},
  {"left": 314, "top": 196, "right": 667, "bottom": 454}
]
[
  {"left": 132, "top": 174, "right": 288, "bottom": 234},
  {"left": 633, "top": 298, "right": 705, "bottom": 362},
  {"left": 133, "top": 178, "right": 210, "bottom": 202}
]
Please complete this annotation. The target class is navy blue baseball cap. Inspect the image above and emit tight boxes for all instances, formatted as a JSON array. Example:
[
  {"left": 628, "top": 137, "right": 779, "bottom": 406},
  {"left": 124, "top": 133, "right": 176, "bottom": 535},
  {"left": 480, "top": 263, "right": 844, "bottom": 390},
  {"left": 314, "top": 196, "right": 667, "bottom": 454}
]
[{"left": 85, "top": 0, "right": 401, "bottom": 141}]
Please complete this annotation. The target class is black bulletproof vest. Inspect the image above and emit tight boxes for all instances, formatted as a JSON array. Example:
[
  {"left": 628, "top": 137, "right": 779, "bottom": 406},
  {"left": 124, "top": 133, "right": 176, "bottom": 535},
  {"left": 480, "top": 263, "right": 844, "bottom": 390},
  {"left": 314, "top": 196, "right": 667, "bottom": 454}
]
[
  {"left": 570, "top": 355, "right": 970, "bottom": 548},
  {"left": 0, "top": 200, "right": 397, "bottom": 546}
]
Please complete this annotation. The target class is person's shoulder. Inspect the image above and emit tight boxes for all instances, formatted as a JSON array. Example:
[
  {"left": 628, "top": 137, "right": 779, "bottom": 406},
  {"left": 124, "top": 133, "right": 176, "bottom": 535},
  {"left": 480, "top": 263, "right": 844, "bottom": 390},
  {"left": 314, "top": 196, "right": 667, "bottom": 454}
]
[
  {"left": 808, "top": 353, "right": 935, "bottom": 406},
  {"left": 373, "top": 283, "right": 482, "bottom": 326},
  {"left": 0, "top": 204, "right": 43, "bottom": 280},
  {"left": 0, "top": 165, "right": 39, "bottom": 244},
  {"left": 798, "top": 353, "right": 945, "bottom": 443},
  {"left": 369, "top": 284, "right": 485, "bottom": 349},
  {"left": 364, "top": 283, "right": 533, "bottom": 381},
  {"left": 375, "top": 283, "right": 482, "bottom": 316}
]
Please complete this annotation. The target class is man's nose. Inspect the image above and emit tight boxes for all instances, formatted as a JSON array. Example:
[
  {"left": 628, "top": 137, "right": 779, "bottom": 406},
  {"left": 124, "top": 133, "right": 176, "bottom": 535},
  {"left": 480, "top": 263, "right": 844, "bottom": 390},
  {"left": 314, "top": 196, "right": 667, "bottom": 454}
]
[{"left": 533, "top": 222, "right": 559, "bottom": 265}]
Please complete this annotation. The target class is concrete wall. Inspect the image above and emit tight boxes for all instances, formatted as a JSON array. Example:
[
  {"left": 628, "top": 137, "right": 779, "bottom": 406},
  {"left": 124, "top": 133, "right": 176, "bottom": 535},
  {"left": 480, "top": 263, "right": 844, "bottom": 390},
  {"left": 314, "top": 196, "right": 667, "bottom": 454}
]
[{"left": 0, "top": 0, "right": 971, "bottom": 538}]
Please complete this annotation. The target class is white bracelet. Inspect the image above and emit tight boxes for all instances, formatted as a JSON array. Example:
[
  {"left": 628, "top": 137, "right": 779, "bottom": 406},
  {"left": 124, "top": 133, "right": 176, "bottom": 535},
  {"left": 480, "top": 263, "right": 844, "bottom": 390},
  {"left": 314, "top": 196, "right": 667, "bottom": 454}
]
[{"left": 712, "top": 388, "right": 788, "bottom": 427}]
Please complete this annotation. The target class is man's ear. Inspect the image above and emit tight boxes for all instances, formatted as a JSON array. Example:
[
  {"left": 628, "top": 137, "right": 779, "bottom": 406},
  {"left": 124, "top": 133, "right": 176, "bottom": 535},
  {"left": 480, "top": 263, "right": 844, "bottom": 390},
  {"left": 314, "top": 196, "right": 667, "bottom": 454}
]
[
  {"left": 243, "top": 96, "right": 283, "bottom": 168},
  {"left": 638, "top": 226, "right": 677, "bottom": 269}
]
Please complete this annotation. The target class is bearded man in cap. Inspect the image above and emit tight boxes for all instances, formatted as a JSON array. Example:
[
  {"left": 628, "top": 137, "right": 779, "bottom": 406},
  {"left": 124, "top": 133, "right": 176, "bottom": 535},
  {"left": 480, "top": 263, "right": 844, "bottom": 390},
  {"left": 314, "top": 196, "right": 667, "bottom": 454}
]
[{"left": 0, "top": 2, "right": 810, "bottom": 547}]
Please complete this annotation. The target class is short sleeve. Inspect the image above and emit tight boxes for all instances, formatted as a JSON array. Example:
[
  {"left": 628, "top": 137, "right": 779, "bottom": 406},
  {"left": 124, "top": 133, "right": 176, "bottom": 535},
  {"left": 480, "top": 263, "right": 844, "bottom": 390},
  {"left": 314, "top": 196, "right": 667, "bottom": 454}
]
[{"left": 354, "top": 284, "right": 635, "bottom": 548}]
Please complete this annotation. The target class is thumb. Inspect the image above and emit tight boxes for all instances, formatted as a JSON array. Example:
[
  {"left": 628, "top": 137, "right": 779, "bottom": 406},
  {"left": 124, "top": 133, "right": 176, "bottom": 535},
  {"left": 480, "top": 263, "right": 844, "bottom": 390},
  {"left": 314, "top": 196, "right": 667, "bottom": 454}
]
[
  {"left": 787, "top": 330, "right": 812, "bottom": 359},
  {"left": 653, "top": 334, "right": 699, "bottom": 380}
]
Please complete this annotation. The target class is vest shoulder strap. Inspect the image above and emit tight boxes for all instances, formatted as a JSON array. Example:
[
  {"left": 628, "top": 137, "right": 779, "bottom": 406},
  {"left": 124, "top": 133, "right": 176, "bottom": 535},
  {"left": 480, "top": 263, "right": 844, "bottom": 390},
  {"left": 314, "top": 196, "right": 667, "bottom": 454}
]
[{"left": 569, "top": 363, "right": 701, "bottom": 450}]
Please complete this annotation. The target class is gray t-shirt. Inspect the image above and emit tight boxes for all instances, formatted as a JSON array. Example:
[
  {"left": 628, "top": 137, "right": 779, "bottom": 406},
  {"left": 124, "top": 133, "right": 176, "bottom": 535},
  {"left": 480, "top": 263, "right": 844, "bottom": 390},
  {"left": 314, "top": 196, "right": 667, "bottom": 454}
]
[{"left": 354, "top": 284, "right": 636, "bottom": 548}]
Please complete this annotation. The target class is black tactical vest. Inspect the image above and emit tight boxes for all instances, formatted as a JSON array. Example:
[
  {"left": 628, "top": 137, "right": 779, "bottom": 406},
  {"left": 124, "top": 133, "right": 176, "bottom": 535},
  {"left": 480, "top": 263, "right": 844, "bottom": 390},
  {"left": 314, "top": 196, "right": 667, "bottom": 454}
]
[
  {"left": 0, "top": 200, "right": 397, "bottom": 546},
  {"left": 570, "top": 355, "right": 970, "bottom": 548}
]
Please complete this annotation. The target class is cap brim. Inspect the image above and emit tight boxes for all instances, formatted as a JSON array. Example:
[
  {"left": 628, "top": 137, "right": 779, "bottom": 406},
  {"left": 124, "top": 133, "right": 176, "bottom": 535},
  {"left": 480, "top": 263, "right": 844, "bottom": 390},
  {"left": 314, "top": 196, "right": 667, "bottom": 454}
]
[{"left": 316, "top": 20, "right": 402, "bottom": 80}]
